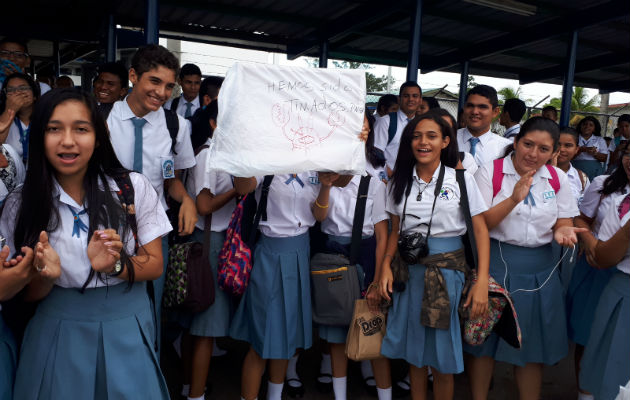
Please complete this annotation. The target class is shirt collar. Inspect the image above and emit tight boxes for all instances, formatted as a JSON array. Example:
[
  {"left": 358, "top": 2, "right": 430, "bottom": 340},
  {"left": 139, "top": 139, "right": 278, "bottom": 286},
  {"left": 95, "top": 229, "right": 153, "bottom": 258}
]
[
  {"left": 503, "top": 154, "right": 552, "bottom": 180},
  {"left": 184, "top": 96, "right": 200, "bottom": 107},
  {"left": 398, "top": 109, "right": 413, "bottom": 122},
  {"left": 505, "top": 124, "right": 520, "bottom": 135},
  {"left": 53, "top": 179, "right": 83, "bottom": 209},
  {"left": 412, "top": 162, "right": 442, "bottom": 184},
  {"left": 121, "top": 98, "right": 163, "bottom": 126},
  {"left": 461, "top": 127, "right": 493, "bottom": 145}
]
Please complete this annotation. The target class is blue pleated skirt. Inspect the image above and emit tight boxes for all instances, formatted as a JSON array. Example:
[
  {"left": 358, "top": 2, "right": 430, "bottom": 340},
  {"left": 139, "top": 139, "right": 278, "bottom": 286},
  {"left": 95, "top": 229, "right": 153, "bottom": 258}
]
[
  {"left": 572, "top": 160, "right": 604, "bottom": 181},
  {"left": 0, "top": 314, "right": 16, "bottom": 400},
  {"left": 13, "top": 283, "right": 169, "bottom": 400},
  {"left": 189, "top": 229, "right": 233, "bottom": 337},
  {"left": 566, "top": 253, "right": 614, "bottom": 346},
  {"left": 464, "top": 240, "right": 568, "bottom": 367},
  {"left": 580, "top": 270, "right": 630, "bottom": 400},
  {"left": 381, "top": 236, "right": 466, "bottom": 374},
  {"left": 229, "top": 232, "right": 312, "bottom": 359}
]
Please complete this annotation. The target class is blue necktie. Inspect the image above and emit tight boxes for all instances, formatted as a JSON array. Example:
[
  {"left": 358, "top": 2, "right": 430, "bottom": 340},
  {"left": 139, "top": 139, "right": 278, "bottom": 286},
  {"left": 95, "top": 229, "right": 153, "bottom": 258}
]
[
  {"left": 185, "top": 102, "right": 193, "bottom": 118},
  {"left": 285, "top": 175, "right": 304, "bottom": 187},
  {"left": 67, "top": 205, "right": 88, "bottom": 238},
  {"left": 14, "top": 116, "right": 29, "bottom": 164},
  {"left": 524, "top": 190, "right": 536, "bottom": 207},
  {"left": 131, "top": 117, "right": 147, "bottom": 173},
  {"left": 469, "top": 137, "right": 480, "bottom": 157}
]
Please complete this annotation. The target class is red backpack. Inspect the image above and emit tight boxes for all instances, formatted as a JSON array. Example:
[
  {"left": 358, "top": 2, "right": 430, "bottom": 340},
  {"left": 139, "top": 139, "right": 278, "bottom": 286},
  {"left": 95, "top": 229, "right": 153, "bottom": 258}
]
[{"left": 492, "top": 158, "right": 560, "bottom": 198}]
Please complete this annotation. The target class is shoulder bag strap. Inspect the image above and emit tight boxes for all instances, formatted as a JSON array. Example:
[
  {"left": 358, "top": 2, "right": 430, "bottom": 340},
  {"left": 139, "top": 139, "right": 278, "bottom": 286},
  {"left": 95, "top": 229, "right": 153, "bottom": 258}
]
[
  {"left": 249, "top": 175, "right": 274, "bottom": 244},
  {"left": 456, "top": 169, "right": 478, "bottom": 270},
  {"left": 349, "top": 175, "right": 371, "bottom": 265},
  {"left": 424, "top": 164, "right": 446, "bottom": 239}
]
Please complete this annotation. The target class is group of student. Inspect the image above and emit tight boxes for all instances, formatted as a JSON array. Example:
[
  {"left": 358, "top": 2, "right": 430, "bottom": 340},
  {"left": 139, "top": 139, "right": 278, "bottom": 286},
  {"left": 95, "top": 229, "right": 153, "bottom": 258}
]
[{"left": 0, "top": 38, "right": 628, "bottom": 400}]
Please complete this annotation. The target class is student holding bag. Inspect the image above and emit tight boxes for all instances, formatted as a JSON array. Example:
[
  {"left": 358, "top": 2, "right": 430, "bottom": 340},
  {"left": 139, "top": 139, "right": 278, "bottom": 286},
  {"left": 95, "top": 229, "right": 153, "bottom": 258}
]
[
  {"left": 1, "top": 89, "right": 171, "bottom": 399},
  {"left": 378, "top": 112, "right": 491, "bottom": 400},
  {"left": 465, "top": 117, "right": 584, "bottom": 400}
]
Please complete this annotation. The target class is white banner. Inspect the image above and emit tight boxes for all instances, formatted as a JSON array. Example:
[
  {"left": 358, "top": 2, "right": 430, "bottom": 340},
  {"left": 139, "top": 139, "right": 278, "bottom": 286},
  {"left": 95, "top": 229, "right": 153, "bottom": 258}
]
[{"left": 207, "top": 63, "right": 367, "bottom": 177}]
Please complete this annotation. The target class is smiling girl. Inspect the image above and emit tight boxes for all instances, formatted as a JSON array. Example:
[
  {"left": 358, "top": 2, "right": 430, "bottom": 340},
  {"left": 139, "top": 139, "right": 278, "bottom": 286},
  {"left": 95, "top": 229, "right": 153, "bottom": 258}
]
[{"left": 0, "top": 89, "right": 171, "bottom": 399}]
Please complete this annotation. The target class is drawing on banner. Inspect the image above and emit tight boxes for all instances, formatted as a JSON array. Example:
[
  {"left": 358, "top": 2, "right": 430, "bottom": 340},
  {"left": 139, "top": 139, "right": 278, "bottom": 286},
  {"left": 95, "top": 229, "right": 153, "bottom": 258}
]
[{"left": 272, "top": 104, "right": 346, "bottom": 150}]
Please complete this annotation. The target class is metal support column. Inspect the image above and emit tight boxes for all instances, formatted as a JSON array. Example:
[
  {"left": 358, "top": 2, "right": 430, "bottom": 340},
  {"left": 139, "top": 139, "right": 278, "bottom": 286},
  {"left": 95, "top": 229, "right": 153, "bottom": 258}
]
[
  {"left": 52, "top": 41, "right": 60, "bottom": 77},
  {"left": 458, "top": 61, "right": 469, "bottom": 112},
  {"left": 145, "top": 0, "right": 159, "bottom": 45},
  {"left": 319, "top": 41, "right": 328, "bottom": 68},
  {"left": 560, "top": 31, "right": 578, "bottom": 127},
  {"left": 406, "top": 0, "right": 423, "bottom": 82},
  {"left": 106, "top": 14, "right": 117, "bottom": 62}
]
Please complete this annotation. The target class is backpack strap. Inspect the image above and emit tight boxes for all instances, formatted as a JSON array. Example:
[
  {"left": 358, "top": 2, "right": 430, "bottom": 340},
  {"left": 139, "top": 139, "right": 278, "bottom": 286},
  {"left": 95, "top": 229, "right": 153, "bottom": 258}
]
[
  {"left": 456, "top": 169, "right": 478, "bottom": 270},
  {"left": 545, "top": 164, "right": 561, "bottom": 193},
  {"left": 194, "top": 144, "right": 210, "bottom": 157},
  {"left": 349, "top": 175, "right": 371, "bottom": 265},
  {"left": 459, "top": 152, "right": 465, "bottom": 162},
  {"left": 387, "top": 112, "right": 398, "bottom": 145},
  {"left": 492, "top": 158, "right": 504, "bottom": 198},
  {"left": 164, "top": 109, "right": 179, "bottom": 156},
  {"left": 170, "top": 96, "right": 180, "bottom": 112},
  {"left": 248, "top": 175, "right": 274, "bottom": 245}
]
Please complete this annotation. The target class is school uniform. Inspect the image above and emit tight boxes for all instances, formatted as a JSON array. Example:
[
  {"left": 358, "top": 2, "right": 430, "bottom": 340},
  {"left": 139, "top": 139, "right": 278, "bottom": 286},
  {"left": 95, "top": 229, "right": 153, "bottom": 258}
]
[
  {"left": 503, "top": 124, "right": 520, "bottom": 139},
  {"left": 107, "top": 98, "right": 196, "bottom": 350},
  {"left": 373, "top": 110, "right": 412, "bottom": 171},
  {"left": 4, "top": 119, "right": 29, "bottom": 164},
  {"left": 580, "top": 193, "right": 630, "bottom": 400},
  {"left": 461, "top": 151, "right": 478, "bottom": 175},
  {"left": 566, "top": 175, "right": 629, "bottom": 346},
  {"left": 457, "top": 127, "right": 512, "bottom": 167},
  {"left": 318, "top": 175, "right": 388, "bottom": 343},
  {"left": 566, "top": 164, "right": 590, "bottom": 207},
  {"left": 0, "top": 144, "right": 25, "bottom": 204},
  {"left": 573, "top": 135, "right": 608, "bottom": 180},
  {"left": 229, "top": 172, "right": 321, "bottom": 359},
  {"left": 381, "top": 164, "right": 487, "bottom": 374},
  {"left": 164, "top": 96, "right": 200, "bottom": 118},
  {"left": 186, "top": 142, "right": 235, "bottom": 338},
  {"left": 465, "top": 156, "right": 578, "bottom": 367},
  {"left": 0, "top": 173, "right": 172, "bottom": 399}
]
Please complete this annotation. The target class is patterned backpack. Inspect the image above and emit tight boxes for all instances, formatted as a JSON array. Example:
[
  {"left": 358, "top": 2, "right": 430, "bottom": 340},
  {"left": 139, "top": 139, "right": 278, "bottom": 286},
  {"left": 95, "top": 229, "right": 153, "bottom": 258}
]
[{"left": 217, "top": 176, "right": 273, "bottom": 296}]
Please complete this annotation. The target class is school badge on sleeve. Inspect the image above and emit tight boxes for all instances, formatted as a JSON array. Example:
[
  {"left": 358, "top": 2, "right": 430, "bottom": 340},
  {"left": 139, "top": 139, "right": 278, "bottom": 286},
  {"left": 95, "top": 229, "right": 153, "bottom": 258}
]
[{"left": 161, "top": 156, "right": 175, "bottom": 179}]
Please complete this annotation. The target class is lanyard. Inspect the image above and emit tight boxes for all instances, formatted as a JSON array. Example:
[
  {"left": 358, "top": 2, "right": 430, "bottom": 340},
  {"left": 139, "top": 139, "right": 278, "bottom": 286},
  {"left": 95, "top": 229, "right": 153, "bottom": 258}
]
[{"left": 14, "top": 117, "right": 29, "bottom": 164}]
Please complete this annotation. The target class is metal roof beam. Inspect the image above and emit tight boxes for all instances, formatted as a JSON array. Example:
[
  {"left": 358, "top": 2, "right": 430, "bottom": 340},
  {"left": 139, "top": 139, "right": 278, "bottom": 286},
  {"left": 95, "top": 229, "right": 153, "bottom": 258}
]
[{"left": 422, "top": 0, "right": 630, "bottom": 73}]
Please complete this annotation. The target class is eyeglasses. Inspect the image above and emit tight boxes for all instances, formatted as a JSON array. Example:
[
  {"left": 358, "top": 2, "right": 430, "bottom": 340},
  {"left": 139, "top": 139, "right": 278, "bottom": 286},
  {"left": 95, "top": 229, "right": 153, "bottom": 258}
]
[
  {"left": 0, "top": 50, "right": 30, "bottom": 59},
  {"left": 5, "top": 85, "right": 32, "bottom": 94}
]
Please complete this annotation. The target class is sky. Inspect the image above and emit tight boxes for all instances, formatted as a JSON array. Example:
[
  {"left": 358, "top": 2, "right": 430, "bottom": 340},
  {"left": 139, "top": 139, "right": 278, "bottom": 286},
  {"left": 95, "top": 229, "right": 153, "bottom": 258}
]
[{"left": 163, "top": 39, "right": 630, "bottom": 108}]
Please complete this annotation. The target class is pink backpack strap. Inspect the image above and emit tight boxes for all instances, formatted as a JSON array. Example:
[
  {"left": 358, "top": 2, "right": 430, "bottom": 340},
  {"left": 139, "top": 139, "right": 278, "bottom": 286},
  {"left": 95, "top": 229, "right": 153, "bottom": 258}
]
[
  {"left": 492, "top": 158, "right": 504, "bottom": 198},
  {"left": 545, "top": 164, "right": 561, "bottom": 193}
]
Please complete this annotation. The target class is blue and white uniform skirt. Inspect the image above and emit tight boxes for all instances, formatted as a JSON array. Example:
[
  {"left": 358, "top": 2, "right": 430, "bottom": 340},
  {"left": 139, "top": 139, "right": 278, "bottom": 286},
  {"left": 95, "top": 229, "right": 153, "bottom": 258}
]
[
  {"left": 580, "top": 270, "right": 629, "bottom": 400},
  {"left": 381, "top": 236, "right": 466, "bottom": 374},
  {"left": 464, "top": 240, "right": 568, "bottom": 367},
  {"left": 189, "top": 229, "right": 233, "bottom": 337},
  {"left": 13, "top": 283, "right": 169, "bottom": 400},
  {"left": 572, "top": 160, "right": 604, "bottom": 181},
  {"left": 318, "top": 235, "right": 369, "bottom": 344},
  {"left": 0, "top": 313, "right": 17, "bottom": 400},
  {"left": 229, "top": 232, "right": 312, "bottom": 359},
  {"left": 566, "top": 253, "right": 614, "bottom": 346}
]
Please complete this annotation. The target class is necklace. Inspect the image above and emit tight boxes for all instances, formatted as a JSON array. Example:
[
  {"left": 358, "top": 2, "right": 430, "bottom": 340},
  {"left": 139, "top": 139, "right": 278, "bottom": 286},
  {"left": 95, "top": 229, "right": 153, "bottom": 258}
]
[{"left": 415, "top": 177, "right": 433, "bottom": 201}]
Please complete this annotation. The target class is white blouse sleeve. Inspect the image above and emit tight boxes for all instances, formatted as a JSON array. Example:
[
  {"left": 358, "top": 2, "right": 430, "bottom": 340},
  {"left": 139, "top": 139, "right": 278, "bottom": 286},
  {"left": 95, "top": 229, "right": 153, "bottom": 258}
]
[
  {"left": 579, "top": 175, "right": 605, "bottom": 218},
  {"left": 473, "top": 162, "right": 494, "bottom": 208},
  {"left": 130, "top": 173, "right": 172, "bottom": 246},
  {"left": 0, "top": 191, "right": 20, "bottom": 255},
  {"left": 371, "top": 180, "right": 389, "bottom": 224},
  {"left": 464, "top": 170, "right": 488, "bottom": 217},
  {"left": 385, "top": 182, "right": 402, "bottom": 217},
  {"left": 556, "top": 168, "right": 579, "bottom": 218}
]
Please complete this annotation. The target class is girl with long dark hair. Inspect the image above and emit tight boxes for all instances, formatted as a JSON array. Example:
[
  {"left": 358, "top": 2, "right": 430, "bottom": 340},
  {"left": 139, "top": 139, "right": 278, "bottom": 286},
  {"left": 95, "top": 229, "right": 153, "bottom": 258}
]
[
  {"left": 573, "top": 116, "right": 608, "bottom": 180},
  {"left": 0, "top": 89, "right": 171, "bottom": 399}
]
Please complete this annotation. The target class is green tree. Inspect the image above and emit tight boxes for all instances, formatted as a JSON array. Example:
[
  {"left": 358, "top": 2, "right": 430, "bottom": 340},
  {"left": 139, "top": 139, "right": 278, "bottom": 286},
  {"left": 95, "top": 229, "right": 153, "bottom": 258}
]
[
  {"left": 498, "top": 86, "right": 522, "bottom": 100},
  {"left": 546, "top": 87, "right": 600, "bottom": 112}
]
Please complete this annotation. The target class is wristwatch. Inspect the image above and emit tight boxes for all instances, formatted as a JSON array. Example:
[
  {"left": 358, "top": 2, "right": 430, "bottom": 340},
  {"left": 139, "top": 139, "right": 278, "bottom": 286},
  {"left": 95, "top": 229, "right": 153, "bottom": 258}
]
[{"left": 108, "top": 260, "right": 124, "bottom": 277}]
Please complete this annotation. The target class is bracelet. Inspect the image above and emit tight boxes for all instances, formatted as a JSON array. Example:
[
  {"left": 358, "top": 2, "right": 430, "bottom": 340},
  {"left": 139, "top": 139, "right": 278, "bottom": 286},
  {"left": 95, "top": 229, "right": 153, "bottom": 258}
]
[
  {"left": 367, "top": 282, "right": 379, "bottom": 291},
  {"left": 315, "top": 199, "right": 329, "bottom": 209},
  {"left": 384, "top": 254, "right": 394, "bottom": 259}
]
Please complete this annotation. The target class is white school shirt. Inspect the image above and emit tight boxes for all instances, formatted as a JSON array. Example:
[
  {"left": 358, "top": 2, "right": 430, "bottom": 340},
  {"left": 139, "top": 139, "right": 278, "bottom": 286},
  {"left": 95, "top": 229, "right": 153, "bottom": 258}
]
[
  {"left": 321, "top": 175, "right": 388, "bottom": 237},
  {"left": 503, "top": 124, "right": 520, "bottom": 139},
  {"left": 0, "top": 144, "right": 25, "bottom": 203},
  {"left": 0, "top": 173, "right": 171, "bottom": 289},
  {"left": 255, "top": 172, "right": 320, "bottom": 238},
  {"left": 566, "top": 164, "right": 590, "bottom": 207},
  {"left": 373, "top": 110, "right": 412, "bottom": 171},
  {"left": 107, "top": 99, "right": 196, "bottom": 210},
  {"left": 474, "top": 156, "right": 579, "bottom": 247},
  {"left": 461, "top": 152, "right": 478, "bottom": 175},
  {"left": 574, "top": 135, "right": 608, "bottom": 161},
  {"left": 365, "top": 161, "right": 387, "bottom": 184},
  {"left": 578, "top": 175, "right": 630, "bottom": 237},
  {"left": 386, "top": 164, "right": 487, "bottom": 237},
  {"left": 187, "top": 142, "right": 235, "bottom": 232},
  {"left": 597, "top": 193, "right": 630, "bottom": 274},
  {"left": 164, "top": 96, "right": 200, "bottom": 118},
  {"left": 457, "top": 127, "right": 512, "bottom": 167},
  {"left": 5, "top": 119, "right": 28, "bottom": 161}
]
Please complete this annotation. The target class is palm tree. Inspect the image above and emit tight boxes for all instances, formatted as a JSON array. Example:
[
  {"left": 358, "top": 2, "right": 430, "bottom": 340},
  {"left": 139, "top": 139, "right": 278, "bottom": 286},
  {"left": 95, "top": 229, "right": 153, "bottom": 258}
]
[
  {"left": 498, "top": 86, "right": 523, "bottom": 100},
  {"left": 547, "top": 87, "right": 599, "bottom": 112}
]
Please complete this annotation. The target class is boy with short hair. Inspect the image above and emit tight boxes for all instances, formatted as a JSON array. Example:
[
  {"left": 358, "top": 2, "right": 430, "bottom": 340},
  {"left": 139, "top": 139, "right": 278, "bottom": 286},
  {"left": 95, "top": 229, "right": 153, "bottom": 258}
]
[
  {"left": 0, "top": 37, "right": 51, "bottom": 95},
  {"left": 93, "top": 61, "right": 129, "bottom": 105},
  {"left": 500, "top": 98, "right": 526, "bottom": 139},
  {"left": 165, "top": 63, "right": 202, "bottom": 118},
  {"left": 457, "top": 85, "right": 512, "bottom": 167}
]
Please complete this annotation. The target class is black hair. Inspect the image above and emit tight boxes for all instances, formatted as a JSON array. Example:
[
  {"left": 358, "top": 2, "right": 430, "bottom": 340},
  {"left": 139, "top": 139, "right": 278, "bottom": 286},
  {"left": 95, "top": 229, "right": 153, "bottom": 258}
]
[
  {"left": 600, "top": 140, "right": 630, "bottom": 196},
  {"left": 12, "top": 89, "right": 138, "bottom": 290},
  {"left": 0, "top": 73, "right": 40, "bottom": 114},
  {"left": 576, "top": 116, "right": 602, "bottom": 137},
  {"left": 618, "top": 114, "right": 630, "bottom": 125},
  {"left": 179, "top": 63, "right": 202, "bottom": 79},
  {"left": 502, "top": 116, "right": 560, "bottom": 158},
  {"left": 199, "top": 76, "right": 224, "bottom": 100},
  {"left": 364, "top": 111, "right": 384, "bottom": 169},
  {"left": 542, "top": 105, "right": 557, "bottom": 116},
  {"left": 503, "top": 98, "right": 526, "bottom": 123},
  {"left": 189, "top": 99, "right": 219, "bottom": 151},
  {"left": 95, "top": 62, "right": 129, "bottom": 89},
  {"left": 426, "top": 108, "right": 457, "bottom": 132},
  {"left": 389, "top": 113, "right": 459, "bottom": 205},
  {"left": 423, "top": 97, "right": 440, "bottom": 110},
  {"left": 399, "top": 81, "right": 422, "bottom": 97},
  {"left": 376, "top": 94, "right": 398, "bottom": 115},
  {"left": 559, "top": 126, "right": 579, "bottom": 145},
  {"left": 0, "top": 37, "right": 29, "bottom": 53},
  {"left": 466, "top": 85, "right": 498, "bottom": 109},
  {"left": 131, "top": 44, "right": 179, "bottom": 78}
]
